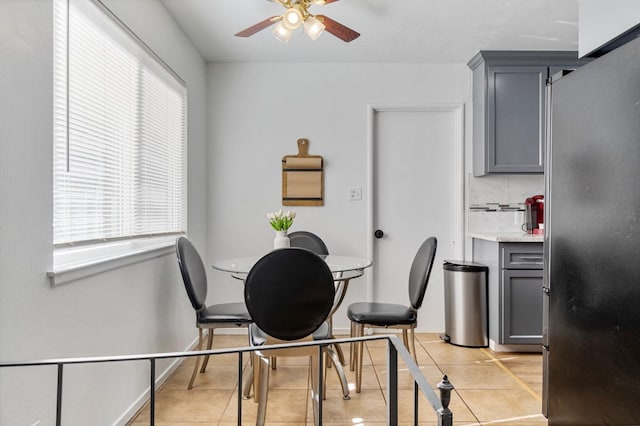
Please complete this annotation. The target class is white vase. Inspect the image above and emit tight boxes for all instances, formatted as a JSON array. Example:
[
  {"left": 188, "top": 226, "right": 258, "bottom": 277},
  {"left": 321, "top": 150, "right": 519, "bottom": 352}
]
[{"left": 273, "top": 230, "right": 290, "bottom": 249}]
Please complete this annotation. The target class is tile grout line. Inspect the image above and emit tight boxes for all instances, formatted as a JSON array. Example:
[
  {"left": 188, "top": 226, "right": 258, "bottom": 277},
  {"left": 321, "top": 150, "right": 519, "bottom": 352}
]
[
  {"left": 417, "top": 340, "right": 481, "bottom": 424},
  {"left": 479, "top": 348, "right": 542, "bottom": 402},
  {"left": 367, "top": 343, "right": 389, "bottom": 406}
]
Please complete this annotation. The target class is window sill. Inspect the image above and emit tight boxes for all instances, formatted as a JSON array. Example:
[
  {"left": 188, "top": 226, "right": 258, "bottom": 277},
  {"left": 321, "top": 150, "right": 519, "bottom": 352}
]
[{"left": 48, "top": 236, "right": 180, "bottom": 286}]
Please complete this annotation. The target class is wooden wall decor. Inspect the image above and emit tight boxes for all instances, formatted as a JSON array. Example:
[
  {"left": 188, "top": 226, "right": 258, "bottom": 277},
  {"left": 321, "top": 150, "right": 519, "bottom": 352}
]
[{"left": 282, "top": 138, "right": 324, "bottom": 206}]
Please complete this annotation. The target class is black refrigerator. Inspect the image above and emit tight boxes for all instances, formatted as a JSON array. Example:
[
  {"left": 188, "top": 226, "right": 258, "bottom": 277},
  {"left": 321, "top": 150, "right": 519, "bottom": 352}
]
[{"left": 543, "top": 37, "right": 640, "bottom": 424}]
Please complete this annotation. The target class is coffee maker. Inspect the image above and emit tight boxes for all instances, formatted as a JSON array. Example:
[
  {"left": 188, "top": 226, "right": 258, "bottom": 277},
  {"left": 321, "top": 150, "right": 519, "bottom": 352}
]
[{"left": 524, "top": 195, "right": 544, "bottom": 234}]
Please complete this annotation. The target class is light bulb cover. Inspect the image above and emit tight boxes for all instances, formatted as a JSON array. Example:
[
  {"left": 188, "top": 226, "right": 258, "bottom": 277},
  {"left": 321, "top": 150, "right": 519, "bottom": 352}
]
[
  {"left": 282, "top": 6, "right": 303, "bottom": 30},
  {"left": 273, "top": 21, "right": 293, "bottom": 42},
  {"left": 304, "top": 15, "right": 325, "bottom": 40}
]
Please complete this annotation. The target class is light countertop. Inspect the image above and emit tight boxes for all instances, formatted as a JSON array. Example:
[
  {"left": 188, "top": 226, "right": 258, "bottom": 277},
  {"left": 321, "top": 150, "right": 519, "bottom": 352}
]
[{"left": 468, "top": 232, "right": 544, "bottom": 243}]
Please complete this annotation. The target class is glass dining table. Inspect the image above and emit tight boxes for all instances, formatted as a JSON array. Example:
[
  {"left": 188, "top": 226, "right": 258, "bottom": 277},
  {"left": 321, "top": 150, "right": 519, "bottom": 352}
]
[
  {"left": 212, "top": 254, "right": 371, "bottom": 276},
  {"left": 211, "top": 253, "right": 372, "bottom": 399},
  {"left": 212, "top": 254, "right": 372, "bottom": 325}
]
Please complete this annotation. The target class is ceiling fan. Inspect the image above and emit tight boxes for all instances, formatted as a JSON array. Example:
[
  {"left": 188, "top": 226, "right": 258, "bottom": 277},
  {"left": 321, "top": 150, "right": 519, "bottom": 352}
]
[{"left": 235, "top": 0, "right": 360, "bottom": 43}]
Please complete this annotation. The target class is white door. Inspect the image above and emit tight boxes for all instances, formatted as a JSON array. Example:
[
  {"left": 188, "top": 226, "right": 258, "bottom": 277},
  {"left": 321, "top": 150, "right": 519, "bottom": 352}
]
[{"left": 369, "top": 106, "right": 463, "bottom": 332}]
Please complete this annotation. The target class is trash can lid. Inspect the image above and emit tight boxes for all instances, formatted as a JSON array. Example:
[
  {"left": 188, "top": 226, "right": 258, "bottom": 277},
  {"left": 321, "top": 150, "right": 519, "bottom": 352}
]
[{"left": 443, "top": 260, "right": 488, "bottom": 272}]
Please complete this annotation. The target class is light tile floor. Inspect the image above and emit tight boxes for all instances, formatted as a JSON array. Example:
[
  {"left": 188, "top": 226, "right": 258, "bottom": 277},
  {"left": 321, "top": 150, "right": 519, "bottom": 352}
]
[{"left": 129, "top": 333, "right": 545, "bottom": 425}]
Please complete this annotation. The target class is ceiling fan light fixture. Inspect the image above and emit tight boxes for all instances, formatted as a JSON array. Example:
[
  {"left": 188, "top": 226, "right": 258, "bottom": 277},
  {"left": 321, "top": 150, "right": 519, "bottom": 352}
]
[
  {"left": 304, "top": 15, "right": 325, "bottom": 40},
  {"left": 235, "top": 0, "right": 359, "bottom": 43},
  {"left": 273, "top": 21, "right": 293, "bottom": 42},
  {"left": 282, "top": 6, "right": 303, "bottom": 30}
]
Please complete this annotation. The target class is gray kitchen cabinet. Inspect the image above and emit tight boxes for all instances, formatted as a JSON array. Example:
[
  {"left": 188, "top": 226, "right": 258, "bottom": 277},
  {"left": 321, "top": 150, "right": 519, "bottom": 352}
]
[
  {"left": 473, "top": 239, "right": 543, "bottom": 346},
  {"left": 502, "top": 269, "right": 543, "bottom": 344},
  {"left": 487, "top": 65, "right": 547, "bottom": 174},
  {"left": 468, "top": 51, "right": 589, "bottom": 176}
]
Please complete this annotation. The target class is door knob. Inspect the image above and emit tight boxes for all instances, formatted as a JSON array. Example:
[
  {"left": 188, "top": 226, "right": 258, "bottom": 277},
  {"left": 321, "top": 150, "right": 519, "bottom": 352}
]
[{"left": 374, "top": 229, "right": 384, "bottom": 239}]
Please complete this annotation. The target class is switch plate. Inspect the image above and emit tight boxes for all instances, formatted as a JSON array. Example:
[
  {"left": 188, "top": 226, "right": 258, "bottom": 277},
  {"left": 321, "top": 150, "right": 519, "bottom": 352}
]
[{"left": 349, "top": 187, "right": 362, "bottom": 201}]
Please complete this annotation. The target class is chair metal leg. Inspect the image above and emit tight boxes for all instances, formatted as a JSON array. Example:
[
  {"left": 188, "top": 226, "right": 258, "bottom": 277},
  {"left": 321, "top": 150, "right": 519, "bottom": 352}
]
[
  {"left": 200, "top": 329, "right": 214, "bottom": 373},
  {"left": 409, "top": 327, "right": 418, "bottom": 364},
  {"left": 188, "top": 328, "right": 204, "bottom": 390},
  {"left": 310, "top": 355, "right": 320, "bottom": 426},
  {"left": 256, "top": 356, "right": 270, "bottom": 426},
  {"left": 242, "top": 361, "right": 253, "bottom": 400},
  {"left": 402, "top": 329, "right": 409, "bottom": 351},
  {"left": 349, "top": 321, "right": 356, "bottom": 372},
  {"left": 253, "top": 352, "right": 261, "bottom": 403},
  {"left": 270, "top": 356, "right": 277, "bottom": 370},
  {"left": 355, "top": 323, "right": 365, "bottom": 393},
  {"left": 323, "top": 351, "right": 329, "bottom": 400}
]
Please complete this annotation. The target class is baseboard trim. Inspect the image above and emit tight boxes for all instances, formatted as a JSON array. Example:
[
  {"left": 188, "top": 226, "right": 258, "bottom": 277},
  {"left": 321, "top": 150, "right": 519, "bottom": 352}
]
[
  {"left": 489, "top": 339, "right": 543, "bottom": 353},
  {"left": 114, "top": 336, "right": 198, "bottom": 426}
]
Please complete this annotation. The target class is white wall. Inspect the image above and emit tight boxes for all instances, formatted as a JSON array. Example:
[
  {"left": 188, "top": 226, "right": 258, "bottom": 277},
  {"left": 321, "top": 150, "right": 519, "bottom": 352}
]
[
  {"left": 578, "top": 0, "right": 640, "bottom": 57},
  {"left": 0, "top": 0, "right": 207, "bottom": 424},
  {"left": 206, "top": 62, "right": 471, "bottom": 333}
]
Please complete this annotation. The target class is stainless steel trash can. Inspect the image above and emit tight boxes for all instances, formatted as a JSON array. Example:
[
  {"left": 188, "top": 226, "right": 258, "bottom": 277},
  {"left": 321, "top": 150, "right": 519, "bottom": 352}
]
[{"left": 442, "top": 260, "right": 488, "bottom": 347}]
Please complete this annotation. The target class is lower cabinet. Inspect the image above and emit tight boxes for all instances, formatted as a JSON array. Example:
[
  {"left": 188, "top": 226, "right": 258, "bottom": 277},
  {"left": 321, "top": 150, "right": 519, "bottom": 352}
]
[
  {"left": 473, "top": 239, "right": 543, "bottom": 346},
  {"left": 501, "top": 269, "right": 543, "bottom": 344}
]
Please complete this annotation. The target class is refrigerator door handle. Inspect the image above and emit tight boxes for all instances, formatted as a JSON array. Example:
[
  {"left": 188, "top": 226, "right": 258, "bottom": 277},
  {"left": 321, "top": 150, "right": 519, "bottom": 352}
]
[{"left": 542, "top": 288, "right": 550, "bottom": 348}]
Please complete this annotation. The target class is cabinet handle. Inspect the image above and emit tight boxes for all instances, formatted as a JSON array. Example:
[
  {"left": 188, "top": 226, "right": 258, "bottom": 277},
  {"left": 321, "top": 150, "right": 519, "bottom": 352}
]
[{"left": 519, "top": 256, "right": 543, "bottom": 262}]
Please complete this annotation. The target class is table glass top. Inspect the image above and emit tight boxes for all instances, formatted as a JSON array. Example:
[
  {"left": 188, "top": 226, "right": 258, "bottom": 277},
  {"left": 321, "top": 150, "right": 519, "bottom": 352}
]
[{"left": 212, "top": 254, "right": 372, "bottom": 274}]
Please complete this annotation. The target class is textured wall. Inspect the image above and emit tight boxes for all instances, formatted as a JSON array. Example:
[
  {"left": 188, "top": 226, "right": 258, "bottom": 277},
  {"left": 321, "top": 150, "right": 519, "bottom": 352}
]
[{"left": 0, "top": 0, "right": 207, "bottom": 424}]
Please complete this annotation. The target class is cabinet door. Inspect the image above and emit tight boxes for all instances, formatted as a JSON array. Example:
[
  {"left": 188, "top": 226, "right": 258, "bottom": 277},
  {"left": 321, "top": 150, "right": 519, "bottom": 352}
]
[
  {"left": 487, "top": 66, "right": 547, "bottom": 173},
  {"left": 501, "top": 269, "right": 543, "bottom": 344}
]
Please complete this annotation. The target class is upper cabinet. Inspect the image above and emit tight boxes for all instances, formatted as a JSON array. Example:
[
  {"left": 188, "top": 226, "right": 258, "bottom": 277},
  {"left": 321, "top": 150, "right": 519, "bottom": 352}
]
[{"left": 468, "top": 51, "right": 589, "bottom": 176}]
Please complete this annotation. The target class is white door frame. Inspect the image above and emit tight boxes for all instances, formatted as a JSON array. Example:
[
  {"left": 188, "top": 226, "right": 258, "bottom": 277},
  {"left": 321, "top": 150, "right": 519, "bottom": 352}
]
[{"left": 365, "top": 103, "right": 465, "bottom": 302}]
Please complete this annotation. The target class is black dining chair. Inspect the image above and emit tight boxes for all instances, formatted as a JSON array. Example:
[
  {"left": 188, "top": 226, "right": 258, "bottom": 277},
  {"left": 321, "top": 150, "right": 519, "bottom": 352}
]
[
  {"left": 176, "top": 236, "right": 253, "bottom": 389},
  {"left": 244, "top": 247, "right": 348, "bottom": 425},
  {"left": 288, "top": 230, "right": 329, "bottom": 255},
  {"left": 347, "top": 236, "right": 437, "bottom": 392}
]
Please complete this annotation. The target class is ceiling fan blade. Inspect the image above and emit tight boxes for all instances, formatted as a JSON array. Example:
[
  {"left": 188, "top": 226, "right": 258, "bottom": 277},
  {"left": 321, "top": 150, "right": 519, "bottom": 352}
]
[
  {"left": 235, "top": 16, "right": 281, "bottom": 38},
  {"left": 316, "top": 15, "right": 360, "bottom": 42}
]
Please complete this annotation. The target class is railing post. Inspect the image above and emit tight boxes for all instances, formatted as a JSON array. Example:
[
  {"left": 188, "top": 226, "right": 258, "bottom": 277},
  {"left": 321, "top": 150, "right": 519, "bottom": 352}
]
[
  {"left": 437, "top": 375, "right": 454, "bottom": 426},
  {"left": 56, "top": 363, "right": 63, "bottom": 426},
  {"left": 387, "top": 341, "right": 398, "bottom": 425},
  {"left": 414, "top": 382, "right": 419, "bottom": 425},
  {"left": 317, "top": 345, "right": 324, "bottom": 425},
  {"left": 150, "top": 359, "right": 156, "bottom": 426},
  {"left": 237, "top": 352, "right": 243, "bottom": 426}
]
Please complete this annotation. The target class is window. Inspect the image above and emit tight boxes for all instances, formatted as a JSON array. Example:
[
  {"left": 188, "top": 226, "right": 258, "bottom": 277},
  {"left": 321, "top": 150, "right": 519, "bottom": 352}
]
[{"left": 51, "top": 0, "right": 186, "bottom": 282}]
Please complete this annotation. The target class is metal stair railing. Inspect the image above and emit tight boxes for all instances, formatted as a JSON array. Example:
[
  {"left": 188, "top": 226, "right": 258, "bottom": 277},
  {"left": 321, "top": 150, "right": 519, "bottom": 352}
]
[{"left": 0, "top": 334, "right": 453, "bottom": 425}]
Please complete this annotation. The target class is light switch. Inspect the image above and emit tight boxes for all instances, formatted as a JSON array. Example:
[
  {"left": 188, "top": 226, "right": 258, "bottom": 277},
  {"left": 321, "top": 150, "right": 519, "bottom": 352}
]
[{"left": 349, "top": 187, "right": 362, "bottom": 201}]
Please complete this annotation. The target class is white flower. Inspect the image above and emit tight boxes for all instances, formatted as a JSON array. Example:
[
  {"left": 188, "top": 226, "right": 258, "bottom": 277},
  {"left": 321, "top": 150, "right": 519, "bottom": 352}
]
[{"left": 267, "top": 209, "right": 296, "bottom": 231}]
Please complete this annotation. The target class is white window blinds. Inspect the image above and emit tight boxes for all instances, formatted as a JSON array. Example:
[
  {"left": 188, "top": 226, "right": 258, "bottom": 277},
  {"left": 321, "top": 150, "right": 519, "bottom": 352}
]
[{"left": 53, "top": 0, "right": 187, "bottom": 246}]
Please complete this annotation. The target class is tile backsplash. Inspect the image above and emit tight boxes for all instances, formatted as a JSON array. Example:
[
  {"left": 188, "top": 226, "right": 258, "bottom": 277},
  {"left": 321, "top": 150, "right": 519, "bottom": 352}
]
[{"left": 467, "top": 174, "right": 544, "bottom": 233}]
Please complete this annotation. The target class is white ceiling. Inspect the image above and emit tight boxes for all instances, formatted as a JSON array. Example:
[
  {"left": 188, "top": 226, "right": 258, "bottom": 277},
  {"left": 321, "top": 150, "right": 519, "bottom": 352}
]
[{"left": 160, "top": 0, "right": 580, "bottom": 63}]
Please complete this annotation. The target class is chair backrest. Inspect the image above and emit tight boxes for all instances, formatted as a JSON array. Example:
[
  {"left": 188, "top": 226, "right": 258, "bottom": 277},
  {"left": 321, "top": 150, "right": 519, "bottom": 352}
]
[
  {"left": 408, "top": 237, "right": 438, "bottom": 311},
  {"left": 244, "top": 248, "right": 335, "bottom": 341},
  {"left": 288, "top": 231, "right": 329, "bottom": 255},
  {"left": 176, "top": 236, "right": 207, "bottom": 312}
]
